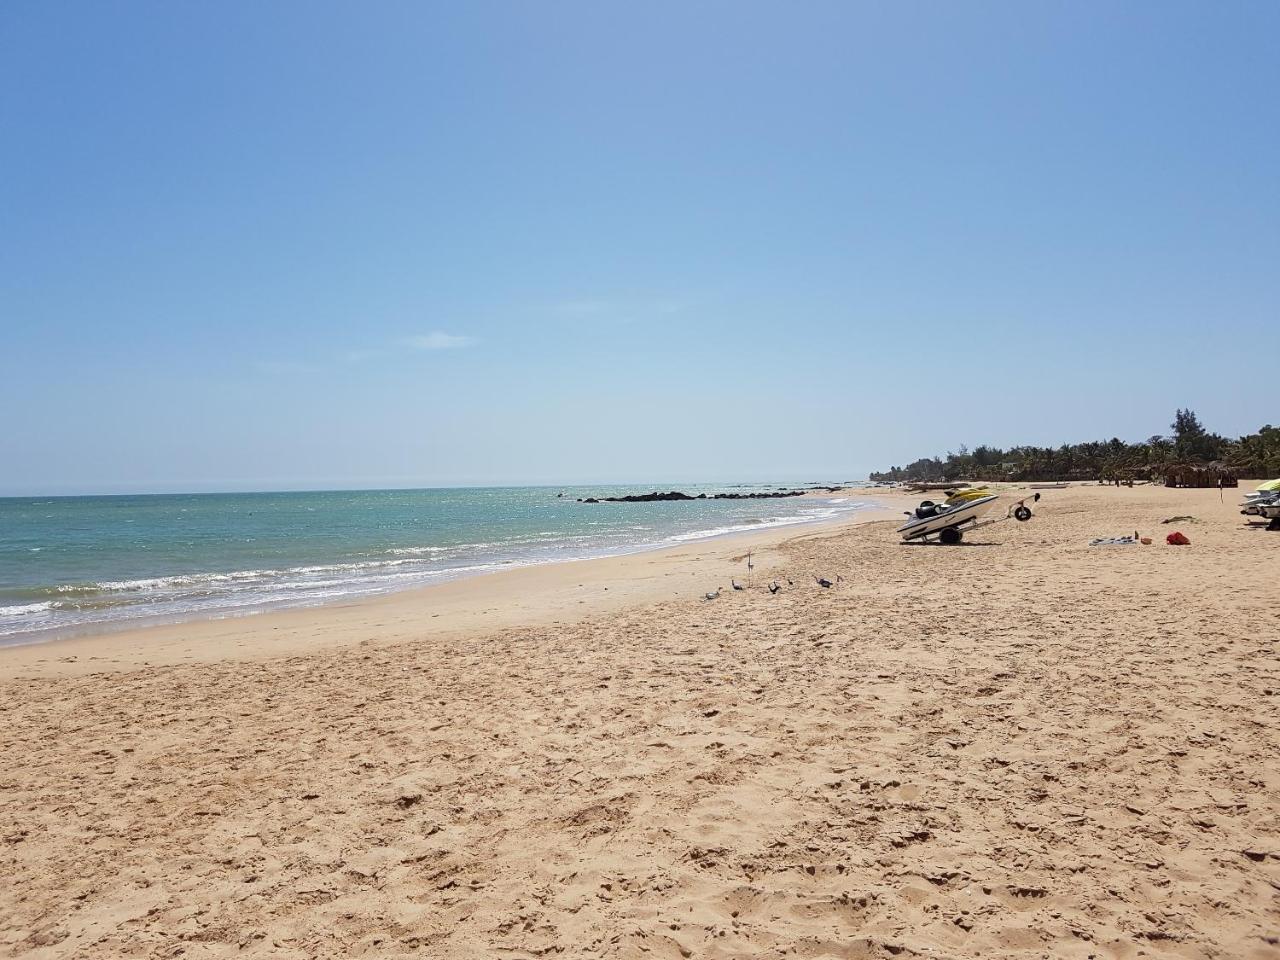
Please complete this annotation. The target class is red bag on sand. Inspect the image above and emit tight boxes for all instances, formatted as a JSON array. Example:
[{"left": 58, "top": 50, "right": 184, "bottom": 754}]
[{"left": 1166, "top": 531, "right": 1190, "bottom": 545}]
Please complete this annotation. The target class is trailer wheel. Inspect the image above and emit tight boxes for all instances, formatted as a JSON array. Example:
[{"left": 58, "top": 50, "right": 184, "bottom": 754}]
[
  {"left": 1014, "top": 505, "right": 1033, "bottom": 522},
  {"left": 940, "top": 526, "right": 963, "bottom": 545}
]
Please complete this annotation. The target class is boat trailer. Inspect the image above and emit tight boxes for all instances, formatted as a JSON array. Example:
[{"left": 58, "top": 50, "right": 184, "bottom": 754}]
[{"left": 907, "top": 492, "right": 1041, "bottom": 545}]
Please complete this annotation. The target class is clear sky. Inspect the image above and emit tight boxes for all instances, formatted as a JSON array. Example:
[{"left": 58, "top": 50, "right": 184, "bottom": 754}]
[{"left": 2, "top": 2, "right": 1276, "bottom": 495}]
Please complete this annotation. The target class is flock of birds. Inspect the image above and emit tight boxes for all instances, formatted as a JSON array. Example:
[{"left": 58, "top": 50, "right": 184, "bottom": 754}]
[{"left": 703, "top": 574, "right": 840, "bottom": 601}]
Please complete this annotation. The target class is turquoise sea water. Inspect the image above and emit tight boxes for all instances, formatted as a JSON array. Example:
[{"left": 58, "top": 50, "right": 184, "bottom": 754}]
[{"left": 0, "top": 484, "right": 874, "bottom": 644}]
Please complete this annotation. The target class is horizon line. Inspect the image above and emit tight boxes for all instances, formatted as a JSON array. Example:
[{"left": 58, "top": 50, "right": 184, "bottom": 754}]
[{"left": 0, "top": 477, "right": 872, "bottom": 500}]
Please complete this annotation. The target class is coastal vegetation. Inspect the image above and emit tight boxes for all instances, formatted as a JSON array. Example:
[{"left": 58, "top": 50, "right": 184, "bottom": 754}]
[{"left": 870, "top": 410, "right": 1280, "bottom": 484}]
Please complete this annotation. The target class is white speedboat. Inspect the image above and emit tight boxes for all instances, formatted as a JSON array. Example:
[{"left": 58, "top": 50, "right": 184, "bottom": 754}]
[
  {"left": 1259, "top": 501, "right": 1280, "bottom": 529},
  {"left": 1241, "top": 491, "right": 1280, "bottom": 516},
  {"left": 898, "top": 491, "right": 1041, "bottom": 544},
  {"left": 899, "top": 494, "right": 1001, "bottom": 544}
]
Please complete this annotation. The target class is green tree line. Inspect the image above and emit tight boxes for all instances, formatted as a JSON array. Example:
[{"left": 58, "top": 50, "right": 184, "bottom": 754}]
[{"left": 869, "top": 410, "right": 1280, "bottom": 483}]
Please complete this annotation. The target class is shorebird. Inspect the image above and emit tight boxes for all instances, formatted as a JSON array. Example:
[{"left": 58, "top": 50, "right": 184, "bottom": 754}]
[
  {"left": 769, "top": 581, "right": 781, "bottom": 594},
  {"left": 703, "top": 587, "right": 722, "bottom": 600},
  {"left": 732, "top": 579, "right": 745, "bottom": 591},
  {"left": 815, "top": 576, "right": 834, "bottom": 589}
]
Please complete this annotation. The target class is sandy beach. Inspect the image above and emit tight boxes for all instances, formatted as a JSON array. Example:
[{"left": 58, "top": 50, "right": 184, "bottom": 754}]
[{"left": 2, "top": 483, "right": 1277, "bottom": 958}]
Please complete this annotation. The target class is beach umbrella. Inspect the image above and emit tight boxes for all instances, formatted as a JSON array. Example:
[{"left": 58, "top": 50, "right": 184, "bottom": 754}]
[{"left": 1256, "top": 479, "right": 1280, "bottom": 492}]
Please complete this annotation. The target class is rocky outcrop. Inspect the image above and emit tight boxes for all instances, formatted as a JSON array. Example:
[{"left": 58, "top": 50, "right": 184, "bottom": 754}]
[{"left": 577, "top": 489, "right": 815, "bottom": 503}]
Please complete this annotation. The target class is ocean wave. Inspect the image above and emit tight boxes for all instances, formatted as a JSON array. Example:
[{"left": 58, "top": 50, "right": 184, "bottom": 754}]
[
  {"left": 665, "top": 514, "right": 819, "bottom": 543},
  {"left": 93, "top": 570, "right": 279, "bottom": 592},
  {"left": 26, "top": 552, "right": 519, "bottom": 601},
  {"left": 0, "top": 601, "right": 54, "bottom": 617}
]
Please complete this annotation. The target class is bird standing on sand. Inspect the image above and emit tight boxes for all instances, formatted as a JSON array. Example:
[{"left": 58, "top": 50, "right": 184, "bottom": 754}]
[
  {"left": 769, "top": 581, "right": 781, "bottom": 594},
  {"left": 732, "top": 579, "right": 745, "bottom": 591},
  {"left": 816, "top": 576, "right": 833, "bottom": 589},
  {"left": 703, "top": 587, "right": 721, "bottom": 600}
]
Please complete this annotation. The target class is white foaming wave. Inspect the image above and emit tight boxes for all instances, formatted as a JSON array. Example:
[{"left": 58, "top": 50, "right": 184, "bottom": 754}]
[
  {"left": 385, "top": 538, "right": 557, "bottom": 556},
  {"left": 72, "top": 551, "right": 526, "bottom": 599},
  {"left": 266, "top": 561, "right": 513, "bottom": 595},
  {"left": 92, "top": 570, "right": 279, "bottom": 592},
  {"left": 0, "top": 601, "right": 54, "bottom": 617},
  {"left": 667, "top": 516, "right": 807, "bottom": 543},
  {"left": 291, "top": 560, "right": 426, "bottom": 575},
  {"left": 1, "top": 558, "right": 536, "bottom": 644},
  {"left": 84, "top": 556, "right": 451, "bottom": 594},
  {"left": 663, "top": 504, "right": 861, "bottom": 544}
]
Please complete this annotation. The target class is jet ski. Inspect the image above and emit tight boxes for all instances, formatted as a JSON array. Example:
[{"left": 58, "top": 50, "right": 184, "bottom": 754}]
[
  {"left": 899, "top": 491, "right": 1040, "bottom": 545},
  {"left": 944, "top": 487, "right": 993, "bottom": 504},
  {"left": 1255, "top": 495, "right": 1280, "bottom": 529},
  {"left": 1241, "top": 490, "right": 1280, "bottom": 516}
]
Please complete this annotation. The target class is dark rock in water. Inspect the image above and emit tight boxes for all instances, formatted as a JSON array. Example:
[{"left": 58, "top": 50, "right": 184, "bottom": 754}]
[
  {"left": 585, "top": 489, "right": 811, "bottom": 503},
  {"left": 709, "top": 490, "right": 806, "bottom": 500},
  {"left": 597, "top": 491, "right": 697, "bottom": 503}
]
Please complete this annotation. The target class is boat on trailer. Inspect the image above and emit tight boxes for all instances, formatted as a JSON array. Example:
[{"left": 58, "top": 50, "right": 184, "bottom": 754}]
[
  {"left": 1241, "top": 491, "right": 1278, "bottom": 516},
  {"left": 898, "top": 493, "right": 1040, "bottom": 545},
  {"left": 1258, "top": 500, "right": 1280, "bottom": 530},
  {"left": 1241, "top": 481, "right": 1280, "bottom": 517}
]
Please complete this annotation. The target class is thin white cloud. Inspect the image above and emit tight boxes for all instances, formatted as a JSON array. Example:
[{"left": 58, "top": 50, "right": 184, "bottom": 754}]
[{"left": 405, "top": 331, "right": 476, "bottom": 351}]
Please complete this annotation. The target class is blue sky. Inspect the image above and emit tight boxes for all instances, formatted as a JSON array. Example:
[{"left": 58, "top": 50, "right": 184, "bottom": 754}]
[{"left": 2, "top": 1, "right": 1276, "bottom": 494}]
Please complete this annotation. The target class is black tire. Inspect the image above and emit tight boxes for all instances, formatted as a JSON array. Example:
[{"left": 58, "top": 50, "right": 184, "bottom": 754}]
[
  {"left": 1014, "top": 505, "right": 1033, "bottom": 522},
  {"left": 939, "top": 526, "right": 963, "bottom": 545}
]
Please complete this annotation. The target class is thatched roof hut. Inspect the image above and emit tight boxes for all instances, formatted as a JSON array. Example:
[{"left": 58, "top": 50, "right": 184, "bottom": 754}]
[{"left": 1155, "top": 462, "right": 1240, "bottom": 488}]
